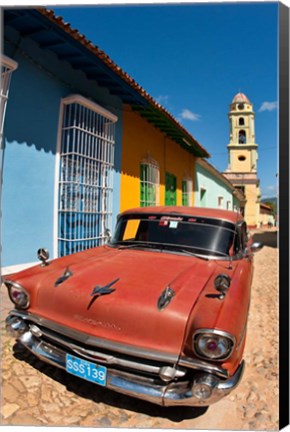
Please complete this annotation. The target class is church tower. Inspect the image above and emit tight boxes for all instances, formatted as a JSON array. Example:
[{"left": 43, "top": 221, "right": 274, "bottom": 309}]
[{"left": 223, "top": 92, "right": 261, "bottom": 227}]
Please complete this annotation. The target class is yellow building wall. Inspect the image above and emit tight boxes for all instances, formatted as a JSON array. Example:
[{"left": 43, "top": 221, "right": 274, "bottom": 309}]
[
  {"left": 121, "top": 107, "right": 196, "bottom": 212},
  {"left": 259, "top": 211, "right": 274, "bottom": 227},
  {"left": 230, "top": 149, "right": 253, "bottom": 172},
  {"left": 244, "top": 183, "right": 259, "bottom": 227}
]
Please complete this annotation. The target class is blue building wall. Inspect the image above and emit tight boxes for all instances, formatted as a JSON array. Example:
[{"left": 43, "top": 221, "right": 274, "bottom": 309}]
[
  {"left": 194, "top": 162, "right": 233, "bottom": 209},
  {"left": 2, "top": 26, "right": 123, "bottom": 267}
]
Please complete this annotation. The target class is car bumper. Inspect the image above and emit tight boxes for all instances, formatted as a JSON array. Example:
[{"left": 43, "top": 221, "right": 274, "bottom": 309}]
[{"left": 6, "top": 314, "right": 245, "bottom": 407}]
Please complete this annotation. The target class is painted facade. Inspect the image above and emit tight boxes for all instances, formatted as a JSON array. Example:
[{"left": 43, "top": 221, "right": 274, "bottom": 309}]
[
  {"left": 259, "top": 203, "right": 275, "bottom": 227},
  {"left": 2, "top": 11, "right": 121, "bottom": 267},
  {"left": 195, "top": 159, "right": 243, "bottom": 211},
  {"left": 121, "top": 108, "right": 196, "bottom": 211}
]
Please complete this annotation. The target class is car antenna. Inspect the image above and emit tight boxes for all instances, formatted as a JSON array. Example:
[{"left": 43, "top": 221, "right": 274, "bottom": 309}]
[
  {"left": 228, "top": 208, "right": 239, "bottom": 270},
  {"left": 228, "top": 254, "right": 233, "bottom": 270}
]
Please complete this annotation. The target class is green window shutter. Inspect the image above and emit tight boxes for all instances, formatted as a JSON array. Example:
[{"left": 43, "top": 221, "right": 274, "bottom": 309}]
[
  {"left": 140, "top": 160, "right": 159, "bottom": 207},
  {"left": 182, "top": 180, "right": 189, "bottom": 206},
  {"left": 140, "top": 164, "right": 146, "bottom": 207}
]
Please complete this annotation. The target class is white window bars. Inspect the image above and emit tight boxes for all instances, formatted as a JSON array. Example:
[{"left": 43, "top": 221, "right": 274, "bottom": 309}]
[
  {"left": 140, "top": 155, "right": 160, "bottom": 207},
  {"left": 0, "top": 55, "right": 18, "bottom": 149},
  {"left": 57, "top": 95, "right": 117, "bottom": 256},
  {"left": 182, "top": 177, "right": 193, "bottom": 206}
]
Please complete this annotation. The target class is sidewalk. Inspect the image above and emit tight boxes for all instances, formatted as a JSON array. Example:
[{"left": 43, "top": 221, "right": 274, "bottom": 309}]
[{"left": 1, "top": 262, "right": 37, "bottom": 277}]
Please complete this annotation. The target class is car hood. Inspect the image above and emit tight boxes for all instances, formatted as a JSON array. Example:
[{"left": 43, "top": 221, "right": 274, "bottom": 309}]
[{"left": 8, "top": 246, "right": 232, "bottom": 356}]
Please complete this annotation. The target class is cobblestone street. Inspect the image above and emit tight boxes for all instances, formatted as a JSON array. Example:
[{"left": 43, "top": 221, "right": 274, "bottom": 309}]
[{"left": 1, "top": 229, "right": 279, "bottom": 430}]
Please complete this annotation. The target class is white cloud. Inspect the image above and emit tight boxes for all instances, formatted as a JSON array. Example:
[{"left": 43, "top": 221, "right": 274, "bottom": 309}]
[
  {"left": 155, "top": 95, "right": 169, "bottom": 106},
  {"left": 258, "top": 101, "right": 278, "bottom": 112},
  {"left": 180, "top": 108, "right": 201, "bottom": 121}
]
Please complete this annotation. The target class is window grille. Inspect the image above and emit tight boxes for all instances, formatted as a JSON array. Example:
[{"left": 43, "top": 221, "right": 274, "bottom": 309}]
[
  {"left": 57, "top": 95, "right": 117, "bottom": 256},
  {"left": 140, "top": 156, "right": 160, "bottom": 207},
  {"left": 1, "top": 55, "right": 18, "bottom": 148},
  {"left": 182, "top": 178, "right": 193, "bottom": 206}
]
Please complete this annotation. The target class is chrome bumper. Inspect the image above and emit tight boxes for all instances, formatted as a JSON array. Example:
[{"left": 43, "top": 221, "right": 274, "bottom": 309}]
[{"left": 6, "top": 314, "right": 245, "bottom": 407}]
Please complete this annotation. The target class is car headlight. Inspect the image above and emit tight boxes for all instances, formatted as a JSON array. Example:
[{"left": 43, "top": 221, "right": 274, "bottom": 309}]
[
  {"left": 193, "top": 329, "right": 235, "bottom": 360},
  {"left": 5, "top": 281, "right": 30, "bottom": 309}
]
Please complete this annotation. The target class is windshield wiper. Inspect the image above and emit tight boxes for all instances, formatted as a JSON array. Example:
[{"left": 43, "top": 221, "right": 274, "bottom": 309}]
[
  {"left": 113, "top": 242, "right": 159, "bottom": 250},
  {"left": 169, "top": 247, "right": 210, "bottom": 260}
]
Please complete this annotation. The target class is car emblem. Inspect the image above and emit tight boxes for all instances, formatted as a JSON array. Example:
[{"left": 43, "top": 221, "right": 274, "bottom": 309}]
[
  {"left": 90, "top": 278, "right": 119, "bottom": 297},
  {"left": 157, "top": 286, "right": 175, "bottom": 311},
  {"left": 88, "top": 278, "right": 119, "bottom": 310}
]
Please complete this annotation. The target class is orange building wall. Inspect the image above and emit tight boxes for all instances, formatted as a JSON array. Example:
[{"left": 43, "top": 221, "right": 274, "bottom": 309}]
[{"left": 121, "top": 107, "right": 196, "bottom": 212}]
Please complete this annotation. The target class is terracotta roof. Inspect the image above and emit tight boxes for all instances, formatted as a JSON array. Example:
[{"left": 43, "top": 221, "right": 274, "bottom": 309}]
[
  {"left": 260, "top": 203, "right": 273, "bottom": 211},
  {"left": 232, "top": 92, "right": 250, "bottom": 104},
  {"left": 34, "top": 8, "right": 209, "bottom": 158}
]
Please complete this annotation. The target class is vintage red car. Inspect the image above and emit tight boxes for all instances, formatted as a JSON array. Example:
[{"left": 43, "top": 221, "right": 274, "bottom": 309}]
[{"left": 4, "top": 206, "right": 263, "bottom": 407}]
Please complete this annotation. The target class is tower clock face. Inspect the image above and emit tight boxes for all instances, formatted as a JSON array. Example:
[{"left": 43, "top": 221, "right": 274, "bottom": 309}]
[{"left": 237, "top": 103, "right": 244, "bottom": 110}]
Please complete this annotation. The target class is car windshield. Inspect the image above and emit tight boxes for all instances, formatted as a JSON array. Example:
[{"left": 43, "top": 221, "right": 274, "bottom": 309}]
[{"left": 110, "top": 213, "right": 237, "bottom": 258}]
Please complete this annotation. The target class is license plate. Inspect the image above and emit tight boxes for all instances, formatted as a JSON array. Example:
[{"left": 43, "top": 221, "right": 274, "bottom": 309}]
[{"left": 66, "top": 353, "right": 107, "bottom": 386}]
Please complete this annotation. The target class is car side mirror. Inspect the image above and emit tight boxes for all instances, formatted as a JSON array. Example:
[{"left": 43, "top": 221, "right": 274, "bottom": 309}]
[
  {"left": 104, "top": 228, "right": 112, "bottom": 243},
  {"left": 37, "top": 248, "right": 50, "bottom": 266},
  {"left": 250, "top": 242, "right": 263, "bottom": 253}
]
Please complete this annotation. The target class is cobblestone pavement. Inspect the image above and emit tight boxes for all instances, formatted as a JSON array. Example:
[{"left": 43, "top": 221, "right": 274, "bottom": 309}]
[{"left": 1, "top": 229, "right": 279, "bottom": 429}]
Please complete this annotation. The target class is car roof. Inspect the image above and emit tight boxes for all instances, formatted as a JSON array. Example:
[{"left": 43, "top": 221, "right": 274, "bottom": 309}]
[{"left": 119, "top": 206, "right": 244, "bottom": 225}]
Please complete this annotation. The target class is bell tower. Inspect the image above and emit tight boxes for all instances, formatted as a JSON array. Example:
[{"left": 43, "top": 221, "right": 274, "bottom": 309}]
[{"left": 223, "top": 92, "right": 261, "bottom": 227}]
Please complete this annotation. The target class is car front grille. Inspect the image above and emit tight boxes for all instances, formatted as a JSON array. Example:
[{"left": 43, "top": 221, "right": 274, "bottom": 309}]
[{"left": 9, "top": 310, "right": 187, "bottom": 382}]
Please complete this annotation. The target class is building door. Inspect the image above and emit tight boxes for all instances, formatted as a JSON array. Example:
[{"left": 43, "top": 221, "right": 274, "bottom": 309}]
[{"left": 165, "top": 172, "right": 177, "bottom": 205}]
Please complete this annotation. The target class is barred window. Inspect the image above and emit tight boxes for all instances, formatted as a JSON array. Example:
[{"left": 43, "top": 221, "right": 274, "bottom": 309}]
[
  {"left": 182, "top": 178, "right": 193, "bottom": 206},
  {"left": 218, "top": 196, "right": 224, "bottom": 208},
  {"left": 140, "top": 156, "right": 160, "bottom": 207},
  {"left": 1, "top": 55, "right": 18, "bottom": 148},
  {"left": 57, "top": 95, "right": 117, "bottom": 257}
]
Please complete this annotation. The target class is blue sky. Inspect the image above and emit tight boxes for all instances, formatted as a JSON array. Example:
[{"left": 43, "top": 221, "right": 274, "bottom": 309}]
[{"left": 53, "top": 1, "right": 279, "bottom": 199}]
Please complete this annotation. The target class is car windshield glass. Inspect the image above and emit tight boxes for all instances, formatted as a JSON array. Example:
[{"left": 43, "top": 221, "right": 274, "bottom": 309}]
[{"left": 111, "top": 213, "right": 237, "bottom": 258}]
